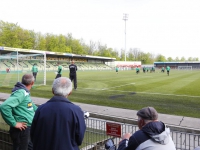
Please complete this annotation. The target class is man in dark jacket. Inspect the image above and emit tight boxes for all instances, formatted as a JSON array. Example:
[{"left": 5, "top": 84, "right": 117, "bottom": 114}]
[
  {"left": 69, "top": 60, "right": 77, "bottom": 90},
  {"left": 117, "top": 107, "right": 176, "bottom": 150},
  {"left": 30, "top": 77, "right": 86, "bottom": 150}
]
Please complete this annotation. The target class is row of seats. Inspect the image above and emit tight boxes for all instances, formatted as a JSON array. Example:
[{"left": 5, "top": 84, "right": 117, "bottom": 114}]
[{"left": 0, "top": 60, "right": 112, "bottom": 71}]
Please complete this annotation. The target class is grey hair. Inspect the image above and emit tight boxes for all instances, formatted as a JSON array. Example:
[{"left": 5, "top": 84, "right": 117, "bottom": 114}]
[
  {"left": 22, "top": 74, "right": 34, "bottom": 85},
  {"left": 52, "top": 77, "right": 72, "bottom": 97}
]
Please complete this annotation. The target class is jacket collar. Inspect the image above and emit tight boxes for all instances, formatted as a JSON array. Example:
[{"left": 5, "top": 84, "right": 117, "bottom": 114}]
[{"left": 48, "top": 95, "right": 71, "bottom": 104}]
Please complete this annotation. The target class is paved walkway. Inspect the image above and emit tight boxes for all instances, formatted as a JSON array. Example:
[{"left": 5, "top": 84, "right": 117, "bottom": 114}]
[{"left": 0, "top": 92, "right": 200, "bottom": 131}]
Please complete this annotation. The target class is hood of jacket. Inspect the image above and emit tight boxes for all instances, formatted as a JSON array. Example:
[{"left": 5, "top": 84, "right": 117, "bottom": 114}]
[
  {"left": 142, "top": 121, "right": 170, "bottom": 145},
  {"left": 12, "top": 82, "right": 30, "bottom": 93}
]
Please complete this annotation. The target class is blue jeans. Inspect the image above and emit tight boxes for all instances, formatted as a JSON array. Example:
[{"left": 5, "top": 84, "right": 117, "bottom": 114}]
[{"left": 9, "top": 126, "right": 33, "bottom": 150}]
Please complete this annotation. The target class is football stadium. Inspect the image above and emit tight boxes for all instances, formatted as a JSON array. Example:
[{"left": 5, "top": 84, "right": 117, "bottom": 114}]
[{"left": 1, "top": 47, "right": 200, "bottom": 149}]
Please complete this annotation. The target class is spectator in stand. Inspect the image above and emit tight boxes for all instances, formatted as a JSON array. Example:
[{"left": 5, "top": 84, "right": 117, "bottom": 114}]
[
  {"left": 0, "top": 74, "right": 37, "bottom": 150},
  {"left": 117, "top": 106, "right": 176, "bottom": 150},
  {"left": 31, "top": 77, "right": 86, "bottom": 150}
]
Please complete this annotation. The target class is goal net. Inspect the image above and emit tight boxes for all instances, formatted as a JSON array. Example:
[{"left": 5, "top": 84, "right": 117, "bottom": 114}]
[
  {"left": 177, "top": 66, "right": 192, "bottom": 70},
  {"left": 0, "top": 52, "right": 46, "bottom": 86}
]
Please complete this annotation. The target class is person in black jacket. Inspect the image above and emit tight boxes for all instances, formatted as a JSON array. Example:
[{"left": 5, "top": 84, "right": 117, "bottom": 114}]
[
  {"left": 69, "top": 61, "right": 78, "bottom": 90},
  {"left": 30, "top": 77, "right": 86, "bottom": 150}
]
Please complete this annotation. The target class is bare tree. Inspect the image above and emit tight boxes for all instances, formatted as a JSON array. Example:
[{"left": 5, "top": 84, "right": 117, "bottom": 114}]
[{"left": 89, "top": 40, "right": 96, "bottom": 55}]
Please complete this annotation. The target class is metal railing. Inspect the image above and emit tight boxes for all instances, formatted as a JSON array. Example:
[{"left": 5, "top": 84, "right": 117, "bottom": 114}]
[
  {"left": 0, "top": 117, "right": 200, "bottom": 150},
  {"left": 81, "top": 118, "right": 200, "bottom": 150}
]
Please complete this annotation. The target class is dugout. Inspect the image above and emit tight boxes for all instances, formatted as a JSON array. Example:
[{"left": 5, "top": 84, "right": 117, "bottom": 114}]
[{"left": 154, "top": 62, "right": 200, "bottom": 69}]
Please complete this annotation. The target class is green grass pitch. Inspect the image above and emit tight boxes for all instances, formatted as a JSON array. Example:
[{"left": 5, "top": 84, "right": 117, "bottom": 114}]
[{"left": 0, "top": 70, "right": 200, "bottom": 118}]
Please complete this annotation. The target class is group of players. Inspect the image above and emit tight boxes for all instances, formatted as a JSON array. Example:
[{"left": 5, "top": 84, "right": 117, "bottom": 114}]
[
  {"left": 116, "top": 66, "right": 171, "bottom": 76},
  {"left": 31, "top": 61, "right": 78, "bottom": 89},
  {"left": 161, "top": 66, "right": 171, "bottom": 76}
]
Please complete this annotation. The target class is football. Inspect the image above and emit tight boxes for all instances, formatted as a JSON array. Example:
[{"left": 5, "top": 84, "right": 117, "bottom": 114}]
[
  {"left": 84, "top": 111, "right": 90, "bottom": 118},
  {"left": 55, "top": 71, "right": 57, "bottom": 74}
]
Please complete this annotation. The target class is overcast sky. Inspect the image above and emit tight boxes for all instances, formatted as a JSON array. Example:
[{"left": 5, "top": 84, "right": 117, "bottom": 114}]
[{"left": 1, "top": 0, "right": 200, "bottom": 59}]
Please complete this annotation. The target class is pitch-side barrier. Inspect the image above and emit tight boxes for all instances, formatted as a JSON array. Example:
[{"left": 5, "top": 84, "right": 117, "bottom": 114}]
[{"left": 0, "top": 115, "right": 200, "bottom": 150}]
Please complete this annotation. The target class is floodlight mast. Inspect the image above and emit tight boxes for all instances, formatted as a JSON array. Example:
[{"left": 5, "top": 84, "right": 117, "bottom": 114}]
[{"left": 123, "top": 13, "right": 128, "bottom": 61}]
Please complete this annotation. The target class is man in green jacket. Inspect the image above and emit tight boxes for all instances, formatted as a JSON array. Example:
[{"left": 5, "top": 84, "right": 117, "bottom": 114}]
[
  {"left": 0, "top": 74, "right": 37, "bottom": 150},
  {"left": 55, "top": 62, "right": 63, "bottom": 79},
  {"left": 32, "top": 63, "right": 38, "bottom": 82}
]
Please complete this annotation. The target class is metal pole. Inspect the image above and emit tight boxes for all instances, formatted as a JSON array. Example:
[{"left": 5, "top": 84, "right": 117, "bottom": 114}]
[
  {"left": 44, "top": 52, "right": 46, "bottom": 85},
  {"left": 125, "top": 19, "right": 126, "bottom": 61},
  {"left": 17, "top": 50, "right": 19, "bottom": 82},
  {"left": 123, "top": 14, "right": 128, "bottom": 61}
]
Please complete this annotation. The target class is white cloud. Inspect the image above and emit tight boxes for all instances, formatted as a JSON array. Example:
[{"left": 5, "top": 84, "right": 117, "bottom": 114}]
[{"left": 1, "top": 0, "right": 200, "bottom": 59}]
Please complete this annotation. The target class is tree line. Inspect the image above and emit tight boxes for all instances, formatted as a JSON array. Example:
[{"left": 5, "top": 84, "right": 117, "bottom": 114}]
[{"left": 0, "top": 20, "right": 198, "bottom": 64}]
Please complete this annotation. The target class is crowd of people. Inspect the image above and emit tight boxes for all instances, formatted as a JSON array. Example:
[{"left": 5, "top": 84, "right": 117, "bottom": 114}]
[
  {"left": 0, "top": 62, "right": 197, "bottom": 150},
  {"left": 139, "top": 66, "right": 171, "bottom": 75}
]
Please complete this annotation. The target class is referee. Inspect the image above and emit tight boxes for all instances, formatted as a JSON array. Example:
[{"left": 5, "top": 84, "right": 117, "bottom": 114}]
[{"left": 69, "top": 61, "right": 77, "bottom": 90}]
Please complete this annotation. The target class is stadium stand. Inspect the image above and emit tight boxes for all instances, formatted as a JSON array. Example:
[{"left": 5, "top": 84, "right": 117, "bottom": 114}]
[
  {"left": 0, "top": 60, "right": 112, "bottom": 72},
  {"left": 154, "top": 62, "right": 200, "bottom": 69}
]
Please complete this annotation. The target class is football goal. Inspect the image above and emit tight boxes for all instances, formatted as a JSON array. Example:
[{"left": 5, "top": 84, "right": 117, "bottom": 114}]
[
  {"left": 0, "top": 51, "right": 46, "bottom": 86},
  {"left": 177, "top": 66, "right": 192, "bottom": 70}
]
